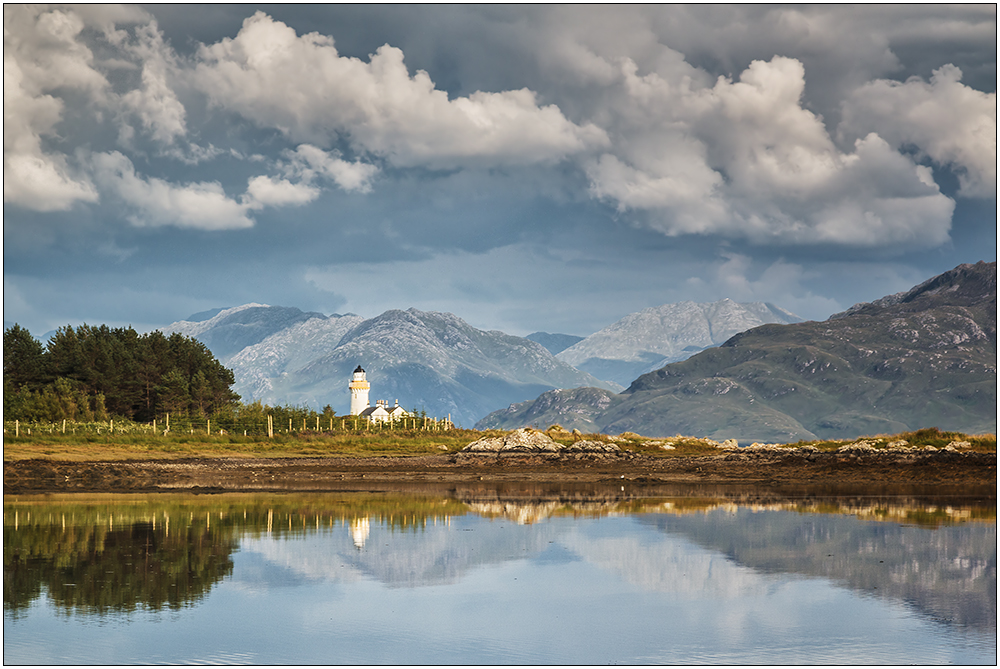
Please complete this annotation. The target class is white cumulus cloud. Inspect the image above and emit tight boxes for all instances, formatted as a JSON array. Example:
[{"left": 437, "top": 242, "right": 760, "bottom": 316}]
[
  {"left": 191, "top": 12, "right": 608, "bottom": 168},
  {"left": 839, "top": 65, "right": 997, "bottom": 197},
  {"left": 3, "top": 59, "right": 98, "bottom": 210},
  {"left": 584, "top": 55, "right": 956, "bottom": 248},
  {"left": 284, "top": 145, "right": 379, "bottom": 194},
  {"left": 92, "top": 151, "right": 253, "bottom": 230},
  {"left": 3, "top": 5, "right": 107, "bottom": 210},
  {"left": 2, "top": 4, "right": 991, "bottom": 255},
  {"left": 244, "top": 175, "right": 319, "bottom": 209},
  {"left": 108, "top": 19, "right": 188, "bottom": 147}
]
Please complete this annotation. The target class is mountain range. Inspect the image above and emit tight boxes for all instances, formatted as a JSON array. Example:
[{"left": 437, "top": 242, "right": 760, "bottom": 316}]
[
  {"left": 161, "top": 262, "right": 995, "bottom": 440},
  {"left": 162, "top": 307, "right": 615, "bottom": 427},
  {"left": 555, "top": 299, "right": 801, "bottom": 386},
  {"left": 477, "top": 262, "right": 997, "bottom": 442},
  {"left": 525, "top": 332, "right": 584, "bottom": 356}
]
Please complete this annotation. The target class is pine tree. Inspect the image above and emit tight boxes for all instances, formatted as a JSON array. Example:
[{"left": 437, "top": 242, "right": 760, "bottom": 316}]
[{"left": 4, "top": 324, "right": 46, "bottom": 389}]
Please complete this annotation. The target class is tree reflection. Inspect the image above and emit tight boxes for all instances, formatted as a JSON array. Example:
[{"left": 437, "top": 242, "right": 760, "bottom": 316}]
[{"left": 5, "top": 518, "right": 235, "bottom": 616}]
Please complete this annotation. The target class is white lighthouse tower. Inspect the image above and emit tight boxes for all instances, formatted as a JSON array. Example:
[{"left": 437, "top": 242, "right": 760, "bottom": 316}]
[{"left": 349, "top": 365, "right": 370, "bottom": 416}]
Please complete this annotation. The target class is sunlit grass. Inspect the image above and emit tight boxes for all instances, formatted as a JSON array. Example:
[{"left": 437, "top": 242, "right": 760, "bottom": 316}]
[
  {"left": 2, "top": 429, "right": 491, "bottom": 461},
  {"left": 3, "top": 424, "right": 993, "bottom": 462}
]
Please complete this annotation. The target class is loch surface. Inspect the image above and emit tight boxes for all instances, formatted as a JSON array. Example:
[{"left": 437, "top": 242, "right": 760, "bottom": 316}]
[{"left": 4, "top": 487, "right": 996, "bottom": 665}]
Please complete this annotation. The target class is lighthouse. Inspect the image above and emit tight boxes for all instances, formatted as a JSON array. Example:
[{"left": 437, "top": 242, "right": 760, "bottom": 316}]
[{"left": 349, "top": 365, "right": 370, "bottom": 415}]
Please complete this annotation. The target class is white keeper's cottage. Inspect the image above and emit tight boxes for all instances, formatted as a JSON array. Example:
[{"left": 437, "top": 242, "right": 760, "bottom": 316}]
[{"left": 348, "top": 365, "right": 412, "bottom": 423}]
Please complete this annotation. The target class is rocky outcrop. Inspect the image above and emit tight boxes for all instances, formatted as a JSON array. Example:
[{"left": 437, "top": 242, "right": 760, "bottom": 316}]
[
  {"left": 459, "top": 428, "right": 625, "bottom": 460},
  {"left": 464, "top": 429, "right": 563, "bottom": 453}
]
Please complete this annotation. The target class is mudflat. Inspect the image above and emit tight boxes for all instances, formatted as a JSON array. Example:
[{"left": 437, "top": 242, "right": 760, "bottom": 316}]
[{"left": 3, "top": 450, "right": 995, "bottom": 495}]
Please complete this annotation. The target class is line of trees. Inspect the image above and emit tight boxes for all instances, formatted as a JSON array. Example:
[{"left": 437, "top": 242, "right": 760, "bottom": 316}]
[{"left": 4, "top": 323, "right": 239, "bottom": 423}]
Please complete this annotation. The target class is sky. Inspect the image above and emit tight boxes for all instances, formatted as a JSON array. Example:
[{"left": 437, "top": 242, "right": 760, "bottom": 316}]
[{"left": 4, "top": 4, "right": 997, "bottom": 339}]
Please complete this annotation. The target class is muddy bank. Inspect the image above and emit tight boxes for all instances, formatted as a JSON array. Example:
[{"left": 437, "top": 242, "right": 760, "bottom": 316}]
[{"left": 3, "top": 450, "right": 995, "bottom": 496}]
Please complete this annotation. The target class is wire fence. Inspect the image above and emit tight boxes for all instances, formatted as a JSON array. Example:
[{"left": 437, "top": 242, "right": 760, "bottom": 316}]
[{"left": 4, "top": 414, "right": 456, "bottom": 438}]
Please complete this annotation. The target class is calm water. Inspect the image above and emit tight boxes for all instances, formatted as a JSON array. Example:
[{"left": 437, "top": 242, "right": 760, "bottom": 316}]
[{"left": 4, "top": 487, "right": 996, "bottom": 665}]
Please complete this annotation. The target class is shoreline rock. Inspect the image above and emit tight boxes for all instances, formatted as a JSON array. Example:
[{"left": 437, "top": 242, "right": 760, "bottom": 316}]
[{"left": 459, "top": 428, "right": 627, "bottom": 460}]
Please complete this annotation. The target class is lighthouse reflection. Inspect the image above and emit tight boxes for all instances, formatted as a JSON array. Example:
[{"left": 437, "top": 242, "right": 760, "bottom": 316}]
[{"left": 350, "top": 516, "right": 370, "bottom": 548}]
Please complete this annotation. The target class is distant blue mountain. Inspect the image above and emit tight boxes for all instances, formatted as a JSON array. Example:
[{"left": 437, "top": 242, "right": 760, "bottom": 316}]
[
  {"left": 185, "top": 307, "right": 227, "bottom": 322},
  {"left": 525, "top": 332, "right": 584, "bottom": 355}
]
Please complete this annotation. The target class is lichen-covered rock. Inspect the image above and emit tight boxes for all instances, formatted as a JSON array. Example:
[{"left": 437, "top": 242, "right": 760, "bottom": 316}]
[
  {"left": 463, "top": 436, "right": 506, "bottom": 452},
  {"left": 741, "top": 443, "right": 801, "bottom": 454},
  {"left": 837, "top": 440, "right": 881, "bottom": 454},
  {"left": 564, "top": 440, "right": 622, "bottom": 454},
  {"left": 463, "top": 428, "right": 561, "bottom": 453},
  {"left": 461, "top": 429, "right": 623, "bottom": 455}
]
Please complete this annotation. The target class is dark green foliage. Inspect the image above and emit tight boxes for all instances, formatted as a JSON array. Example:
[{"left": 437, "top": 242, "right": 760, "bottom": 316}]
[
  {"left": 4, "top": 324, "right": 239, "bottom": 422},
  {"left": 3, "top": 324, "right": 45, "bottom": 389}
]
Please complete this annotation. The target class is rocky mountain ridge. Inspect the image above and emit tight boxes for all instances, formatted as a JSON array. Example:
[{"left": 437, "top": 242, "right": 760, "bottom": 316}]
[
  {"left": 478, "top": 262, "right": 997, "bottom": 442},
  {"left": 556, "top": 298, "right": 801, "bottom": 386},
  {"left": 161, "top": 304, "right": 341, "bottom": 360}
]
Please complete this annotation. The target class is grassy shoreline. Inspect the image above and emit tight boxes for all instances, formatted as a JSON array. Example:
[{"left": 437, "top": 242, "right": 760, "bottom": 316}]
[
  {"left": 3, "top": 426, "right": 995, "bottom": 462},
  {"left": 2, "top": 429, "right": 485, "bottom": 461}
]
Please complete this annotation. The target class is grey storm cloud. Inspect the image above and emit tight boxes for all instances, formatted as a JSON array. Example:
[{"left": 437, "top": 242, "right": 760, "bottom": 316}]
[{"left": 3, "top": 4, "right": 996, "bottom": 337}]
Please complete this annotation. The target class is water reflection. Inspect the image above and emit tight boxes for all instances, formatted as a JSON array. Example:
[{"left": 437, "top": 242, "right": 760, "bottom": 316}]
[
  {"left": 637, "top": 507, "right": 996, "bottom": 633},
  {"left": 4, "top": 487, "right": 996, "bottom": 664},
  {"left": 4, "top": 509, "right": 235, "bottom": 616}
]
